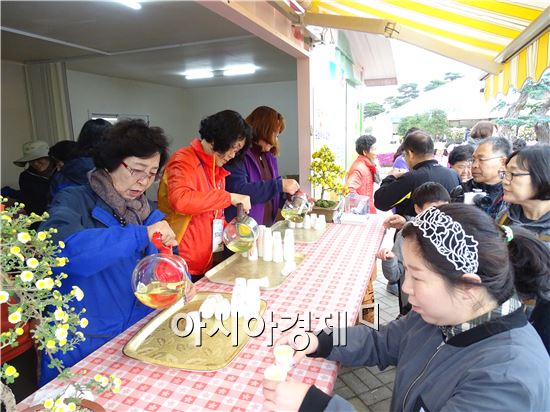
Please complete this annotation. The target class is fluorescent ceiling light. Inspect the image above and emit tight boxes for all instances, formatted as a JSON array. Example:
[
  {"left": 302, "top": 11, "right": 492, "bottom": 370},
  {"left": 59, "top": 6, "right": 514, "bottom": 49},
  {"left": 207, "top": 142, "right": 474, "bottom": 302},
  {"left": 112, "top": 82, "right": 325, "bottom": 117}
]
[
  {"left": 182, "top": 69, "right": 214, "bottom": 80},
  {"left": 223, "top": 65, "right": 258, "bottom": 76},
  {"left": 117, "top": 1, "right": 142, "bottom": 10}
]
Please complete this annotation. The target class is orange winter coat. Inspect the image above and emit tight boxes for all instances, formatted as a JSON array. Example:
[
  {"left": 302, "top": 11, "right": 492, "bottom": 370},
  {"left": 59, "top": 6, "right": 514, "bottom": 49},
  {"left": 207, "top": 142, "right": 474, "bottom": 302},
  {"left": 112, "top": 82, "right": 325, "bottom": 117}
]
[
  {"left": 346, "top": 155, "right": 376, "bottom": 214},
  {"left": 158, "top": 138, "right": 231, "bottom": 275}
]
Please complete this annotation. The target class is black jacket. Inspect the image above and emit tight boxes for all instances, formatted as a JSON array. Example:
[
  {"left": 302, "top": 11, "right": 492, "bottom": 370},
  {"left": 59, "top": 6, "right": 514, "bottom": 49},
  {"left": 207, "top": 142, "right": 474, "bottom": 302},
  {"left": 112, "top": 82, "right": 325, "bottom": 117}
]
[
  {"left": 19, "top": 167, "right": 52, "bottom": 215},
  {"left": 461, "top": 179, "right": 506, "bottom": 219},
  {"left": 374, "top": 159, "right": 460, "bottom": 217}
]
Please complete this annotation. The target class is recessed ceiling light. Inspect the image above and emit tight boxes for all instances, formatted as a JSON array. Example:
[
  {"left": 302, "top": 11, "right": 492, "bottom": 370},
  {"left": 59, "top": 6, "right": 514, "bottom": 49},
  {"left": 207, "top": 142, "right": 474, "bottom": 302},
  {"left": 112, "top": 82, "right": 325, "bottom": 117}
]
[
  {"left": 223, "top": 65, "right": 258, "bottom": 76},
  {"left": 117, "top": 1, "right": 142, "bottom": 10},
  {"left": 182, "top": 69, "right": 214, "bottom": 80}
]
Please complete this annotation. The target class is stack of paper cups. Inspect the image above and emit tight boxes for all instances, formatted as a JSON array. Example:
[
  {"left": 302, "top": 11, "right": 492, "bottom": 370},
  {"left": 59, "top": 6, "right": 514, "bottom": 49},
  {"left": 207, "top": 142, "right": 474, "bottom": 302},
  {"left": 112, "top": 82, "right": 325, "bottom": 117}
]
[
  {"left": 283, "top": 229, "right": 295, "bottom": 262},
  {"left": 272, "top": 231, "right": 284, "bottom": 262},
  {"left": 263, "top": 228, "right": 273, "bottom": 261},
  {"left": 303, "top": 214, "right": 312, "bottom": 229},
  {"left": 247, "top": 239, "right": 258, "bottom": 261},
  {"left": 315, "top": 214, "right": 326, "bottom": 230},
  {"left": 310, "top": 213, "right": 317, "bottom": 227},
  {"left": 257, "top": 225, "right": 266, "bottom": 258},
  {"left": 245, "top": 279, "right": 261, "bottom": 318},
  {"left": 231, "top": 280, "right": 247, "bottom": 318}
]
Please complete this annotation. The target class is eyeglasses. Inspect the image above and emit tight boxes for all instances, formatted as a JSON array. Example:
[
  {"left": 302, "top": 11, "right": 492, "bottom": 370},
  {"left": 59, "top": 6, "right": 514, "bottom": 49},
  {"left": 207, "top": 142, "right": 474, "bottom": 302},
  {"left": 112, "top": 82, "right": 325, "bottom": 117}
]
[
  {"left": 498, "top": 170, "right": 530, "bottom": 182},
  {"left": 121, "top": 161, "right": 158, "bottom": 182},
  {"left": 472, "top": 155, "right": 503, "bottom": 164}
]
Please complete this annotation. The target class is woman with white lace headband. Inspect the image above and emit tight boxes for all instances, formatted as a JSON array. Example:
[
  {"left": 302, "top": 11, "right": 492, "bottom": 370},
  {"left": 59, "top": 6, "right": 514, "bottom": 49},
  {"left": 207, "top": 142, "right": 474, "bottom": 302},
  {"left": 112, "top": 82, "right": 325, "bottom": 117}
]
[{"left": 264, "top": 204, "right": 550, "bottom": 412}]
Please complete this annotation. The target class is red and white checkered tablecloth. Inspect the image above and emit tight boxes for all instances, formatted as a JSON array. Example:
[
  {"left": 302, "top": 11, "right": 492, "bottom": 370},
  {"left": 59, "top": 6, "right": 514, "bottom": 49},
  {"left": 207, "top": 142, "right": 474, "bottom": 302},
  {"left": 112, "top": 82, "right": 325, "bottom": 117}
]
[{"left": 19, "top": 218, "right": 385, "bottom": 411}]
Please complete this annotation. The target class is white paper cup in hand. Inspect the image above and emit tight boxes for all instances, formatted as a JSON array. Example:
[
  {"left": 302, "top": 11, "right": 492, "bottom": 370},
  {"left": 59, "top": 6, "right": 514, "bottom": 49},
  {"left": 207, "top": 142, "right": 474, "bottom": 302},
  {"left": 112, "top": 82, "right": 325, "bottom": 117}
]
[
  {"left": 263, "top": 364, "right": 287, "bottom": 383},
  {"left": 274, "top": 344, "right": 295, "bottom": 369}
]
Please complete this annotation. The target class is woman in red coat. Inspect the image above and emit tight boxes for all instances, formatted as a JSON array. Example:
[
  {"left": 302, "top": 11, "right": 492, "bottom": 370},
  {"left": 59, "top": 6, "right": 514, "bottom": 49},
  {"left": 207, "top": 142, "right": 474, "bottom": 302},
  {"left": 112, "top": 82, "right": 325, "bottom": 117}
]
[{"left": 346, "top": 134, "right": 378, "bottom": 214}]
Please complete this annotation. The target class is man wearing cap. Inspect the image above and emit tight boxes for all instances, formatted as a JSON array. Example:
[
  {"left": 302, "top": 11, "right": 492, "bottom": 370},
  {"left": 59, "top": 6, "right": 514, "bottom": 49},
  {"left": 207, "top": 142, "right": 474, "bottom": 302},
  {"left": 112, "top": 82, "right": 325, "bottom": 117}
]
[{"left": 14, "top": 140, "right": 55, "bottom": 215}]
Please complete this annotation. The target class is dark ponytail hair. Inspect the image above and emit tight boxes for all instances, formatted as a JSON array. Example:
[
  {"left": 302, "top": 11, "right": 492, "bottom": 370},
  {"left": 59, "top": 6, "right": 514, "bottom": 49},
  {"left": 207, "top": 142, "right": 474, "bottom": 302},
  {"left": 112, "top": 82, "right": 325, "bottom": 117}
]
[
  {"left": 402, "top": 204, "right": 550, "bottom": 304},
  {"left": 507, "top": 226, "right": 550, "bottom": 301}
]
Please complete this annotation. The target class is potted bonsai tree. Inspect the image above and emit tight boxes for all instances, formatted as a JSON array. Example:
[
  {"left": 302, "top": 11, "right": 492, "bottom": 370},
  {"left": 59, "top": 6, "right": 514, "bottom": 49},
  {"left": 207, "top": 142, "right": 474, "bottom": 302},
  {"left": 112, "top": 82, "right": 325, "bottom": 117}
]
[
  {"left": 0, "top": 199, "right": 120, "bottom": 411},
  {"left": 308, "top": 145, "right": 348, "bottom": 222}
]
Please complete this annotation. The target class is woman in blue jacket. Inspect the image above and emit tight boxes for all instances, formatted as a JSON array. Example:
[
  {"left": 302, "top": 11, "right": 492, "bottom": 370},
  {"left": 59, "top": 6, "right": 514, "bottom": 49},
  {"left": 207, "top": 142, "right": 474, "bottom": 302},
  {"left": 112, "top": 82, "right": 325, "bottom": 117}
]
[
  {"left": 265, "top": 204, "right": 550, "bottom": 411},
  {"left": 225, "top": 106, "right": 299, "bottom": 226},
  {"left": 39, "top": 119, "right": 181, "bottom": 385}
]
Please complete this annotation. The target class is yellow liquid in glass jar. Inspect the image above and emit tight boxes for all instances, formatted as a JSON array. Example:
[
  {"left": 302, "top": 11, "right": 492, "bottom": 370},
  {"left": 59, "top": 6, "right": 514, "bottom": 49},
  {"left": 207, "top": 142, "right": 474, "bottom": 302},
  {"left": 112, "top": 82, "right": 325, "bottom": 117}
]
[
  {"left": 225, "top": 238, "right": 254, "bottom": 253},
  {"left": 134, "top": 280, "right": 185, "bottom": 309},
  {"left": 281, "top": 208, "right": 306, "bottom": 223}
]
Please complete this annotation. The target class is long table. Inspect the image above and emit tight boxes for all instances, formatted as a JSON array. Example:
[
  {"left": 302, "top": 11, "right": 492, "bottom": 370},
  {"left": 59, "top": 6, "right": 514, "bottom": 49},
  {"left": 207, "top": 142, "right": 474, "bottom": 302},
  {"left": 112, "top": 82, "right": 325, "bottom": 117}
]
[{"left": 19, "top": 219, "right": 385, "bottom": 411}]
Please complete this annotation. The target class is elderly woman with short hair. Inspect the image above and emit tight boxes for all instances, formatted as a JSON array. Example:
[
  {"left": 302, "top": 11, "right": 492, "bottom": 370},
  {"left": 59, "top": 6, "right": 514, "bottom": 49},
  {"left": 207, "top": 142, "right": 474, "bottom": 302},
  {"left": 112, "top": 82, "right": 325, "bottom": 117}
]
[{"left": 39, "top": 119, "right": 187, "bottom": 385}]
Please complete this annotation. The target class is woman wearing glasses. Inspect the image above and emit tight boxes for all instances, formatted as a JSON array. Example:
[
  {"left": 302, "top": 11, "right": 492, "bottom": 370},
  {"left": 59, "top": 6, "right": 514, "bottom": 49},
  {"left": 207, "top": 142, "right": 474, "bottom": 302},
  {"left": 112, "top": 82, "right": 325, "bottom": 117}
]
[
  {"left": 498, "top": 144, "right": 550, "bottom": 354},
  {"left": 158, "top": 110, "right": 252, "bottom": 281},
  {"left": 39, "top": 119, "right": 186, "bottom": 385},
  {"left": 498, "top": 145, "right": 550, "bottom": 246}
]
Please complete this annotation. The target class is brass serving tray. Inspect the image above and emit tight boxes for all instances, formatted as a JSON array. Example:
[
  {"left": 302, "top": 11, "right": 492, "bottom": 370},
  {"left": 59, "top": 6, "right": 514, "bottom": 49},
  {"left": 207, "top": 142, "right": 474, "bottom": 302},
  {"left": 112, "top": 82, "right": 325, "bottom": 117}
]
[
  {"left": 123, "top": 292, "right": 267, "bottom": 371},
  {"left": 205, "top": 252, "right": 305, "bottom": 289},
  {"left": 270, "top": 220, "right": 327, "bottom": 243}
]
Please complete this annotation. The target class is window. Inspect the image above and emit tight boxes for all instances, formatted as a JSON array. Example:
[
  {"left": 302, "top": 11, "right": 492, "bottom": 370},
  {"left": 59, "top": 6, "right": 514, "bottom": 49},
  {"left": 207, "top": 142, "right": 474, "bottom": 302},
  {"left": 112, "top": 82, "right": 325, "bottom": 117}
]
[{"left": 90, "top": 113, "right": 150, "bottom": 125}]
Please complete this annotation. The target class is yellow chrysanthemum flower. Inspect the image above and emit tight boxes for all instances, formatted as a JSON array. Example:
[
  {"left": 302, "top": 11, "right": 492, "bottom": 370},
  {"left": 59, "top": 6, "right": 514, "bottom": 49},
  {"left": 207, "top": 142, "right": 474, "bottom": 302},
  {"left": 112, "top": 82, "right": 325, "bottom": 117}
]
[
  {"left": 58, "top": 339, "right": 67, "bottom": 347},
  {"left": 0, "top": 291, "right": 9, "bottom": 304},
  {"left": 54, "top": 309, "right": 65, "bottom": 321},
  {"left": 26, "top": 257, "right": 39, "bottom": 269},
  {"left": 67, "top": 402, "right": 76, "bottom": 411},
  {"left": 58, "top": 241, "right": 65, "bottom": 249},
  {"left": 113, "top": 386, "right": 121, "bottom": 394},
  {"left": 15, "top": 328, "right": 24, "bottom": 336},
  {"left": 55, "top": 257, "right": 67, "bottom": 267},
  {"left": 100, "top": 376, "right": 109, "bottom": 387},
  {"left": 35, "top": 279, "right": 47, "bottom": 290},
  {"left": 80, "top": 318, "right": 89, "bottom": 328},
  {"left": 54, "top": 403, "right": 68, "bottom": 412},
  {"left": 43, "top": 398, "right": 54, "bottom": 409},
  {"left": 9, "top": 246, "right": 20, "bottom": 254},
  {"left": 37, "top": 231, "right": 48, "bottom": 241},
  {"left": 71, "top": 286, "right": 84, "bottom": 301},
  {"left": 17, "top": 232, "right": 31, "bottom": 244},
  {"left": 94, "top": 374, "right": 103, "bottom": 382},
  {"left": 46, "top": 340, "right": 56, "bottom": 349},
  {"left": 55, "top": 328, "right": 68, "bottom": 341},
  {"left": 20, "top": 270, "right": 34, "bottom": 282},
  {"left": 1, "top": 214, "right": 12, "bottom": 221},
  {"left": 8, "top": 311, "right": 21, "bottom": 324},
  {"left": 4, "top": 365, "right": 17, "bottom": 376},
  {"left": 44, "top": 277, "right": 54, "bottom": 290}
]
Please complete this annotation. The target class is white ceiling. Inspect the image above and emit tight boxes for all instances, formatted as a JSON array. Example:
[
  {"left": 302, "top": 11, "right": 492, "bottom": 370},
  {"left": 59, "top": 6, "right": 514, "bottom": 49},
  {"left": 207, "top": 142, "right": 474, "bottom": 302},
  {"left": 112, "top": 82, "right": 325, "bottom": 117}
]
[{"left": 1, "top": 1, "right": 298, "bottom": 88}]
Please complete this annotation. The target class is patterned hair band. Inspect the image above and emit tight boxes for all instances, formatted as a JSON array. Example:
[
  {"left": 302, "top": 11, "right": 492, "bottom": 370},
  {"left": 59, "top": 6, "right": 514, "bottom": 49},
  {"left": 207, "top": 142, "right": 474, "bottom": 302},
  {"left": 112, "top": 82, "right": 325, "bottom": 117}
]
[{"left": 411, "top": 207, "right": 479, "bottom": 274}]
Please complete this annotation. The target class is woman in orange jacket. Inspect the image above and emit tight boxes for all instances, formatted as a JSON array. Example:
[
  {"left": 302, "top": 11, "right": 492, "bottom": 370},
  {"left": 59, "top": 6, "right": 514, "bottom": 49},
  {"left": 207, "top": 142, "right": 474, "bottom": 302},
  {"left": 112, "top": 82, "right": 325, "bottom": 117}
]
[
  {"left": 346, "top": 134, "right": 379, "bottom": 214},
  {"left": 158, "top": 110, "right": 252, "bottom": 281}
]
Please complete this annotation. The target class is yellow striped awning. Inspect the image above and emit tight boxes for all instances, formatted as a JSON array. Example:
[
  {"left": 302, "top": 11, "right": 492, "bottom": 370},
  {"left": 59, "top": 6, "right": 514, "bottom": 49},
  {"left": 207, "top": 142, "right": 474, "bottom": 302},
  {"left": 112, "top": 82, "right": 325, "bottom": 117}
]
[
  {"left": 485, "top": 29, "right": 549, "bottom": 98},
  {"left": 300, "top": 1, "right": 549, "bottom": 96}
]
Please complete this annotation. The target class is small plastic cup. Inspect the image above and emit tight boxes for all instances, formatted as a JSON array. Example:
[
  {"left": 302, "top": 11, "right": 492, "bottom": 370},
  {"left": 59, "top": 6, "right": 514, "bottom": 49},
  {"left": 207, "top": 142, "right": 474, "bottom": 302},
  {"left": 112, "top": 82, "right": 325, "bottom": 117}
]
[
  {"left": 263, "top": 364, "right": 287, "bottom": 383},
  {"left": 274, "top": 344, "right": 295, "bottom": 369}
]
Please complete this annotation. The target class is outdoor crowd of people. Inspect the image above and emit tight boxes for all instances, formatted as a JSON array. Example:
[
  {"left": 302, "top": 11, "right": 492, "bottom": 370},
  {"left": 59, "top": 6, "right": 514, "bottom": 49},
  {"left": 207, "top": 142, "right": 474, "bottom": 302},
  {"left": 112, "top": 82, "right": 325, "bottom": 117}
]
[{"left": 2, "top": 113, "right": 549, "bottom": 410}]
